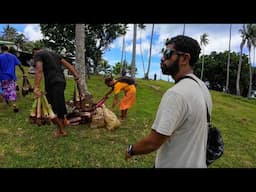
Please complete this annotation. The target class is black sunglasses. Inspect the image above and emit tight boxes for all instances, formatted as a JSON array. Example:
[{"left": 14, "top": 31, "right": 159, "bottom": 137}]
[{"left": 163, "top": 48, "right": 185, "bottom": 60}]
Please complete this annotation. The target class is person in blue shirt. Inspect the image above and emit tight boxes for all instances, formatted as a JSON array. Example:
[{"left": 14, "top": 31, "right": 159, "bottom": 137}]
[{"left": 0, "top": 45, "right": 25, "bottom": 112}]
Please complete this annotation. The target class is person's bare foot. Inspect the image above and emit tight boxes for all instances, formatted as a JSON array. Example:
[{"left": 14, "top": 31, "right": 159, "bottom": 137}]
[{"left": 52, "top": 130, "right": 67, "bottom": 138}]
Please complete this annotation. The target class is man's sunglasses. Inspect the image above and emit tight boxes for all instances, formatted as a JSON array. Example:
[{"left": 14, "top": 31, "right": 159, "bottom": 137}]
[{"left": 163, "top": 48, "right": 185, "bottom": 60}]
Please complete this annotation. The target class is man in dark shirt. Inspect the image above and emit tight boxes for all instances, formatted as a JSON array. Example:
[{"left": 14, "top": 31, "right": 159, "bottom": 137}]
[{"left": 33, "top": 49, "right": 80, "bottom": 137}]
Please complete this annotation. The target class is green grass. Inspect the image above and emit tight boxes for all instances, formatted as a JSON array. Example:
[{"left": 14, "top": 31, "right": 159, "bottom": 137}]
[{"left": 0, "top": 68, "right": 256, "bottom": 167}]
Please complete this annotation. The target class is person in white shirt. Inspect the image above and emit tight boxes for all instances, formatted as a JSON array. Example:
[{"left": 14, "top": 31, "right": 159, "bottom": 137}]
[{"left": 125, "top": 35, "right": 212, "bottom": 168}]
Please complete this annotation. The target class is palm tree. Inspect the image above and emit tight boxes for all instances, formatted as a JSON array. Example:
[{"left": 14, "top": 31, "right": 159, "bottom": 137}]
[
  {"left": 15, "top": 33, "right": 26, "bottom": 51},
  {"left": 0, "top": 24, "right": 17, "bottom": 41},
  {"left": 75, "top": 24, "right": 92, "bottom": 102},
  {"left": 246, "top": 25, "right": 256, "bottom": 97},
  {"left": 236, "top": 24, "right": 256, "bottom": 96},
  {"left": 130, "top": 24, "right": 137, "bottom": 78},
  {"left": 119, "top": 35, "right": 126, "bottom": 76},
  {"left": 226, "top": 24, "right": 232, "bottom": 93},
  {"left": 200, "top": 33, "right": 209, "bottom": 80},
  {"left": 138, "top": 24, "right": 146, "bottom": 78},
  {"left": 182, "top": 24, "right": 186, "bottom": 35},
  {"left": 145, "top": 24, "right": 155, "bottom": 80}
]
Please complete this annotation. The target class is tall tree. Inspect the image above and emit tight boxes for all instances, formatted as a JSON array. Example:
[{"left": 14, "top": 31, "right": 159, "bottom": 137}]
[
  {"left": 138, "top": 24, "right": 146, "bottom": 77},
  {"left": 182, "top": 24, "right": 186, "bottom": 35},
  {"left": 246, "top": 24, "right": 256, "bottom": 97},
  {"left": 40, "top": 24, "right": 127, "bottom": 72},
  {"left": 236, "top": 24, "right": 256, "bottom": 96},
  {"left": 130, "top": 24, "right": 137, "bottom": 78},
  {"left": 226, "top": 24, "right": 232, "bottom": 93},
  {"left": 119, "top": 35, "right": 126, "bottom": 76},
  {"left": 75, "top": 24, "right": 92, "bottom": 103},
  {"left": 200, "top": 33, "right": 209, "bottom": 80},
  {"left": 145, "top": 24, "right": 154, "bottom": 80},
  {"left": 194, "top": 51, "right": 250, "bottom": 96},
  {"left": 15, "top": 33, "right": 26, "bottom": 51},
  {"left": 0, "top": 24, "right": 18, "bottom": 41}
]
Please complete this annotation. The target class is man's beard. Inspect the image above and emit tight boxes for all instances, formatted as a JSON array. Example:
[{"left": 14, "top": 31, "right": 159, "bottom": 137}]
[{"left": 161, "top": 57, "right": 180, "bottom": 76}]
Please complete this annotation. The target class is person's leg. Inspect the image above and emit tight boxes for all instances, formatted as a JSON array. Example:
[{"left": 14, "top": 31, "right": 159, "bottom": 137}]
[
  {"left": 47, "top": 83, "right": 68, "bottom": 137},
  {"left": 119, "top": 92, "right": 135, "bottom": 120},
  {"left": 2, "top": 80, "right": 18, "bottom": 112},
  {"left": 120, "top": 110, "right": 125, "bottom": 120},
  {"left": 123, "top": 109, "right": 128, "bottom": 119},
  {"left": 51, "top": 117, "right": 67, "bottom": 137}
]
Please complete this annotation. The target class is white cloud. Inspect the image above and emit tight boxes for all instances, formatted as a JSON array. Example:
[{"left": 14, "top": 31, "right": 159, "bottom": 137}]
[
  {"left": 104, "top": 24, "right": 249, "bottom": 79},
  {"left": 111, "top": 24, "right": 245, "bottom": 58},
  {"left": 23, "top": 24, "right": 43, "bottom": 41}
]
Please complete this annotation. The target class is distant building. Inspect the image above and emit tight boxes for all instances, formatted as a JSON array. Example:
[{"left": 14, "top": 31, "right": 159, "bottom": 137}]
[{"left": 0, "top": 40, "right": 15, "bottom": 46}]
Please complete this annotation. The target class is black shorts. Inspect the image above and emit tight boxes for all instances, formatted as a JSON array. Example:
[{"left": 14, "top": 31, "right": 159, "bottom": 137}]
[{"left": 46, "top": 83, "right": 67, "bottom": 119}]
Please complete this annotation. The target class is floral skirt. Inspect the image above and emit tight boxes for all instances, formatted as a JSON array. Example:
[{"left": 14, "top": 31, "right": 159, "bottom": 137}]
[{"left": 1, "top": 80, "right": 17, "bottom": 101}]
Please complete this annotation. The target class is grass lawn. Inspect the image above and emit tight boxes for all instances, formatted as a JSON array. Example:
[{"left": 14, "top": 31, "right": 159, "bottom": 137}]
[{"left": 0, "top": 68, "right": 256, "bottom": 168}]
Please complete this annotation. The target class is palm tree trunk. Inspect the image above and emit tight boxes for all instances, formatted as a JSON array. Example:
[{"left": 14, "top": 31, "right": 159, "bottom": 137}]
[
  {"left": 140, "top": 27, "right": 146, "bottom": 77},
  {"left": 236, "top": 42, "right": 245, "bottom": 96},
  {"left": 75, "top": 24, "right": 91, "bottom": 98},
  {"left": 226, "top": 24, "right": 232, "bottom": 93},
  {"left": 145, "top": 24, "right": 154, "bottom": 80},
  {"left": 120, "top": 35, "right": 125, "bottom": 76},
  {"left": 248, "top": 50, "right": 253, "bottom": 97},
  {"left": 130, "top": 24, "right": 137, "bottom": 78},
  {"left": 200, "top": 48, "right": 205, "bottom": 80}
]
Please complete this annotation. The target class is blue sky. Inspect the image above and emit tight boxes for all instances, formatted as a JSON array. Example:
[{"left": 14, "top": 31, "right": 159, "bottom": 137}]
[{"left": 0, "top": 23, "right": 250, "bottom": 81}]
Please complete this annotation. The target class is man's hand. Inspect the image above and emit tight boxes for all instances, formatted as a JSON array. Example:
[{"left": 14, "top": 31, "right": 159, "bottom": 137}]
[
  {"left": 33, "top": 87, "right": 41, "bottom": 98},
  {"left": 74, "top": 76, "right": 80, "bottom": 82}
]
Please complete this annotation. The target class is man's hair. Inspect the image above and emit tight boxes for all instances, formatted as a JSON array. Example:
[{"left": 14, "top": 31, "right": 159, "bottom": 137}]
[
  {"left": 1, "top": 45, "right": 9, "bottom": 52},
  {"left": 166, "top": 35, "right": 201, "bottom": 66}
]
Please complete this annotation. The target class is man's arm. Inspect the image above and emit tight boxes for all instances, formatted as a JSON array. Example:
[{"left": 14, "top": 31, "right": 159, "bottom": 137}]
[
  {"left": 60, "top": 58, "right": 80, "bottom": 80},
  {"left": 18, "top": 64, "right": 25, "bottom": 75},
  {"left": 112, "top": 94, "right": 119, "bottom": 109},
  {"left": 33, "top": 61, "right": 43, "bottom": 97},
  {"left": 125, "top": 129, "right": 169, "bottom": 160},
  {"left": 104, "top": 88, "right": 113, "bottom": 98}
]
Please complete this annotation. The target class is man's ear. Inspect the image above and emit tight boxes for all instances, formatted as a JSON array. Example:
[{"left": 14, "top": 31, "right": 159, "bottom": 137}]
[{"left": 181, "top": 53, "right": 190, "bottom": 64}]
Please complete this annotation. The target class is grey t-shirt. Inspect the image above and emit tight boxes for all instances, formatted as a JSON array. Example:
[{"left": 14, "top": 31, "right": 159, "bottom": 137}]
[{"left": 152, "top": 74, "right": 212, "bottom": 168}]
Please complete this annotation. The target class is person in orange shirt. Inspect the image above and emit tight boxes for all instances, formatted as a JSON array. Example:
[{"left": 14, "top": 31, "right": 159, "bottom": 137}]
[{"left": 104, "top": 76, "right": 136, "bottom": 121}]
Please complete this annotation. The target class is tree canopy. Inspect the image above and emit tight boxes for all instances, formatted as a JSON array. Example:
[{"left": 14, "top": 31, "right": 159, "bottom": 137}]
[
  {"left": 40, "top": 24, "right": 128, "bottom": 71},
  {"left": 194, "top": 51, "right": 251, "bottom": 96}
]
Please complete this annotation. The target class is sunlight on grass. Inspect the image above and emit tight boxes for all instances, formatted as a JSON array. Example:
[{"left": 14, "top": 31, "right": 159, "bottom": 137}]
[{"left": 0, "top": 69, "right": 256, "bottom": 167}]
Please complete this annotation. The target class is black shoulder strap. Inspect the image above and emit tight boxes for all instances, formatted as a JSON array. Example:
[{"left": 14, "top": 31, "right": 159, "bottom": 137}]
[{"left": 176, "top": 75, "right": 210, "bottom": 123}]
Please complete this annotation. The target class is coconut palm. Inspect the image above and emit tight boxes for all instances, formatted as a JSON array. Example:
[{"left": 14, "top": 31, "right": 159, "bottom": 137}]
[
  {"left": 138, "top": 24, "right": 146, "bottom": 78},
  {"left": 145, "top": 24, "right": 155, "bottom": 80},
  {"left": 0, "top": 24, "right": 17, "bottom": 41},
  {"left": 119, "top": 35, "right": 126, "bottom": 76},
  {"left": 226, "top": 24, "right": 232, "bottom": 93},
  {"left": 236, "top": 24, "right": 256, "bottom": 96},
  {"left": 182, "top": 24, "right": 186, "bottom": 35},
  {"left": 130, "top": 24, "right": 137, "bottom": 78},
  {"left": 15, "top": 33, "right": 26, "bottom": 51},
  {"left": 200, "top": 33, "right": 209, "bottom": 80}
]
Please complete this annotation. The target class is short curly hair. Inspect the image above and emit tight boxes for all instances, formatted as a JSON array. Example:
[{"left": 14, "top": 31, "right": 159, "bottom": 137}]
[{"left": 166, "top": 35, "right": 201, "bottom": 67}]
